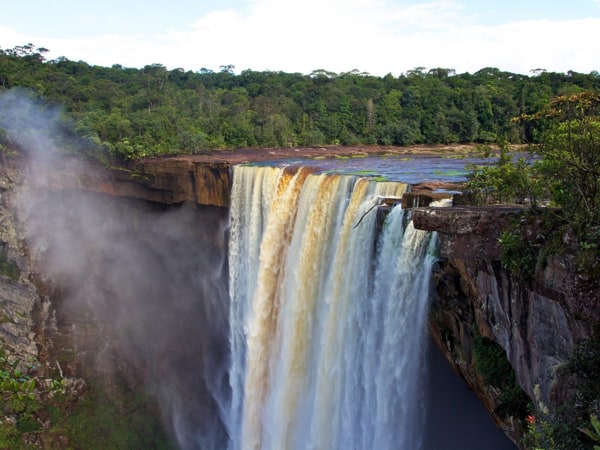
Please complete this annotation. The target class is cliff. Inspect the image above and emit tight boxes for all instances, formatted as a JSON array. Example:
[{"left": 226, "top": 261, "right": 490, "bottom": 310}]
[
  {"left": 36, "top": 157, "right": 233, "bottom": 208},
  {"left": 0, "top": 157, "right": 41, "bottom": 362},
  {"left": 412, "top": 206, "right": 600, "bottom": 445},
  {"left": 0, "top": 154, "right": 231, "bottom": 447},
  {"left": 2, "top": 150, "right": 597, "bottom": 447}
]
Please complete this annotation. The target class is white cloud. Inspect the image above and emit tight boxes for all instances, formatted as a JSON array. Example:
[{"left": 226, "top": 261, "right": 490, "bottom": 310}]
[
  {"left": 1, "top": 0, "right": 599, "bottom": 75},
  {"left": 0, "top": 26, "right": 28, "bottom": 48},
  {"left": 158, "top": 0, "right": 478, "bottom": 73}
]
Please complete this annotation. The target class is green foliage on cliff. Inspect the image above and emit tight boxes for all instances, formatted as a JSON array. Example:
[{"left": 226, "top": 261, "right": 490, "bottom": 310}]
[
  {"left": 0, "top": 243, "right": 19, "bottom": 281},
  {"left": 533, "top": 93, "right": 600, "bottom": 232},
  {"left": 1, "top": 44, "right": 600, "bottom": 160},
  {"left": 580, "top": 415, "right": 600, "bottom": 449},
  {"left": 465, "top": 141, "right": 543, "bottom": 206},
  {"left": 1, "top": 344, "right": 173, "bottom": 449},
  {"left": 569, "top": 326, "right": 600, "bottom": 425},
  {"left": 525, "top": 328, "right": 600, "bottom": 450},
  {"left": 472, "top": 334, "right": 530, "bottom": 420},
  {"left": 498, "top": 230, "right": 538, "bottom": 282},
  {"left": 466, "top": 92, "right": 600, "bottom": 280},
  {"left": 571, "top": 328, "right": 600, "bottom": 377},
  {"left": 0, "top": 347, "right": 46, "bottom": 449},
  {"left": 48, "top": 382, "right": 174, "bottom": 450},
  {"left": 473, "top": 335, "right": 511, "bottom": 387}
]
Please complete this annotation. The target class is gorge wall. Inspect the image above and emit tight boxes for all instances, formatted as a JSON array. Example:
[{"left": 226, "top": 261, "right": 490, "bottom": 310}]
[
  {"left": 412, "top": 206, "right": 600, "bottom": 444},
  {"left": 1, "top": 152, "right": 596, "bottom": 448},
  {"left": 0, "top": 154, "right": 232, "bottom": 447}
]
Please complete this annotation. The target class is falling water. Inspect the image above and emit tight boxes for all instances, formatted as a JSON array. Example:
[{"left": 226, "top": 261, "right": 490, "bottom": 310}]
[{"left": 227, "top": 164, "right": 439, "bottom": 450}]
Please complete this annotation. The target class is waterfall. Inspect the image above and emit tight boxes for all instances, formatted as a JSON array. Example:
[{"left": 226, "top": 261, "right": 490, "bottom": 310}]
[{"left": 227, "top": 164, "right": 439, "bottom": 450}]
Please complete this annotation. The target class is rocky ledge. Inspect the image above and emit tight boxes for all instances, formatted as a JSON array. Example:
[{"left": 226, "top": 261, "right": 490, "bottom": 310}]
[
  {"left": 412, "top": 205, "right": 527, "bottom": 259},
  {"left": 42, "top": 146, "right": 469, "bottom": 210}
]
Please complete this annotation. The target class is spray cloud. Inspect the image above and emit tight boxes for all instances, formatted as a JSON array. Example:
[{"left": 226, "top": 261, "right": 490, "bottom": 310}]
[{"left": 0, "top": 89, "right": 231, "bottom": 449}]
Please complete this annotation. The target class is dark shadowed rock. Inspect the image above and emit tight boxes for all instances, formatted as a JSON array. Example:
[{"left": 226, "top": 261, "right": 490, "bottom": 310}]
[{"left": 413, "top": 204, "right": 599, "bottom": 445}]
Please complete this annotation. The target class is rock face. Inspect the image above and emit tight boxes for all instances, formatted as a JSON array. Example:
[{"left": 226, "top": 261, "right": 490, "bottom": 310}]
[
  {"left": 413, "top": 206, "right": 526, "bottom": 259},
  {"left": 412, "top": 206, "right": 599, "bottom": 444},
  {"left": 41, "top": 158, "right": 233, "bottom": 208},
  {"left": 125, "top": 159, "right": 232, "bottom": 207},
  {"left": 0, "top": 154, "right": 232, "bottom": 446},
  {"left": 0, "top": 155, "right": 43, "bottom": 370}
]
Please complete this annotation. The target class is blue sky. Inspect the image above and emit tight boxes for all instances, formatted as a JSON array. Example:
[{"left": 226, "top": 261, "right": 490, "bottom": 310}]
[{"left": 2, "top": 0, "right": 599, "bottom": 75}]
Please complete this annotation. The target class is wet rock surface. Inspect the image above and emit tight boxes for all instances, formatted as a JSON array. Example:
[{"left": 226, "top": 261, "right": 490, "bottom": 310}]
[{"left": 0, "top": 156, "right": 41, "bottom": 365}]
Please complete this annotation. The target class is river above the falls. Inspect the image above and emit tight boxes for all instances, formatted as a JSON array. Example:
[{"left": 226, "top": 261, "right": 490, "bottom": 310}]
[{"left": 245, "top": 153, "right": 490, "bottom": 186}]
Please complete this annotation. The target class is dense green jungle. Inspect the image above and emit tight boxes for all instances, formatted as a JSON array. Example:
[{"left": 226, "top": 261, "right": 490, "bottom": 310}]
[{"left": 1, "top": 43, "right": 600, "bottom": 161}]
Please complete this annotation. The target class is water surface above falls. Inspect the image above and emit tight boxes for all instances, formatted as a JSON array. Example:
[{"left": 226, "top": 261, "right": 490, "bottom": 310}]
[
  {"left": 243, "top": 153, "right": 490, "bottom": 186},
  {"left": 122, "top": 145, "right": 506, "bottom": 207}
]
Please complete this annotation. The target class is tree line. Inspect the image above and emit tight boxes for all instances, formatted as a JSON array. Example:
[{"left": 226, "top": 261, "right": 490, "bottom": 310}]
[{"left": 1, "top": 43, "right": 600, "bottom": 160}]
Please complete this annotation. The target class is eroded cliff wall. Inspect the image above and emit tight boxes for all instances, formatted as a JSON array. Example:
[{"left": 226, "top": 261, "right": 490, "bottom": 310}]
[
  {"left": 0, "top": 155, "right": 42, "bottom": 372},
  {"left": 413, "top": 206, "right": 600, "bottom": 445},
  {"left": 42, "top": 158, "right": 232, "bottom": 208},
  {"left": 0, "top": 154, "right": 232, "bottom": 447}
]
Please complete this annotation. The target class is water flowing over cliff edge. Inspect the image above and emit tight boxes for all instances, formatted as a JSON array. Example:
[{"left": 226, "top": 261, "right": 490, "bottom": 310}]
[{"left": 226, "top": 165, "right": 437, "bottom": 450}]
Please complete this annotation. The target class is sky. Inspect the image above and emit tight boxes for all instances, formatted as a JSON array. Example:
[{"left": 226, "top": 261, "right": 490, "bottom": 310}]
[{"left": 1, "top": 0, "right": 600, "bottom": 76}]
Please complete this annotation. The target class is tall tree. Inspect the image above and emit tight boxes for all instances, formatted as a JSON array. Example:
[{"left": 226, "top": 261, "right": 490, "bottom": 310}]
[{"left": 531, "top": 92, "right": 600, "bottom": 230}]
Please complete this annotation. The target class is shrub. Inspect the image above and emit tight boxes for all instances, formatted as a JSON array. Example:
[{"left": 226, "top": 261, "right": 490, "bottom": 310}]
[{"left": 473, "top": 334, "right": 530, "bottom": 419}]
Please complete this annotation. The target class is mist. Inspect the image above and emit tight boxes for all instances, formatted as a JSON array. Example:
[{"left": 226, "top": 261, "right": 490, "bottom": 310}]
[{"left": 0, "top": 89, "right": 231, "bottom": 448}]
